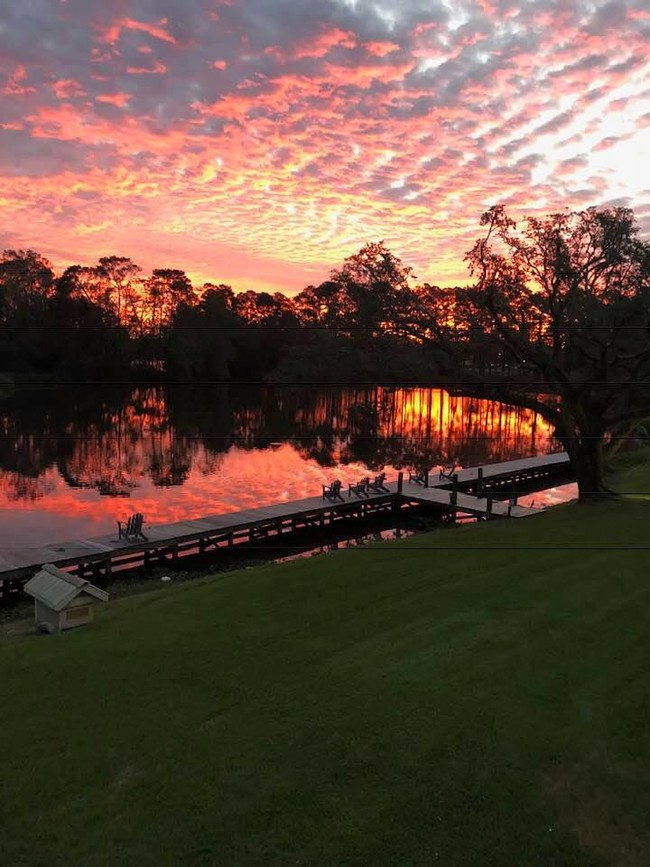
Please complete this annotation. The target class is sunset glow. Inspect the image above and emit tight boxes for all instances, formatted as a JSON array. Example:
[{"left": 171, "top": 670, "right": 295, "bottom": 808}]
[{"left": 0, "top": 1, "right": 648, "bottom": 292}]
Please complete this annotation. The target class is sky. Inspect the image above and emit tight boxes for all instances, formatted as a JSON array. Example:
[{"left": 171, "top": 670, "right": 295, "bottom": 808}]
[{"left": 0, "top": 0, "right": 648, "bottom": 295}]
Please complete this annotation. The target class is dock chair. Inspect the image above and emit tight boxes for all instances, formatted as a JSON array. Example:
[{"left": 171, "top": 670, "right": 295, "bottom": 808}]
[
  {"left": 322, "top": 479, "right": 344, "bottom": 501},
  {"left": 438, "top": 464, "right": 457, "bottom": 481},
  {"left": 348, "top": 476, "right": 370, "bottom": 497},
  {"left": 408, "top": 468, "right": 428, "bottom": 485},
  {"left": 368, "top": 472, "right": 389, "bottom": 492},
  {"left": 117, "top": 512, "right": 148, "bottom": 541}
]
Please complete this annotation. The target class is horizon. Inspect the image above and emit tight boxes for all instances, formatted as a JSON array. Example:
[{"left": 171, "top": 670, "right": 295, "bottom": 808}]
[{"left": 1, "top": 0, "right": 648, "bottom": 295}]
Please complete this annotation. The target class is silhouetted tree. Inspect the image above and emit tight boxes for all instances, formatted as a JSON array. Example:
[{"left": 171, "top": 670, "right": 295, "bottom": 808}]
[
  {"left": 143, "top": 269, "right": 196, "bottom": 335},
  {"left": 167, "top": 284, "right": 240, "bottom": 381},
  {"left": 330, "top": 241, "right": 415, "bottom": 336},
  {"left": 0, "top": 250, "right": 56, "bottom": 372},
  {"left": 0, "top": 250, "right": 54, "bottom": 321},
  {"left": 231, "top": 290, "right": 300, "bottom": 379},
  {"left": 96, "top": 256, "right": 143, "bottom": 333},
  {"left": 406, "top": 206, "right": 650, "bottom": 500}
]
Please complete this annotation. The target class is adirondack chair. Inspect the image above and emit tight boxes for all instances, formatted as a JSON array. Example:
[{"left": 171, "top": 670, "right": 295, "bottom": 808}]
[
  {"left": 322, "top": 480, "right": 343, "bottom": 500},
  {"left": 368, "top": 472, "right": 389, "bottom": 492},
  {"left": 117, "top": 512, "right": 148, "bottom": 541},
  {"left": 408, "top": 468, "right": 428, "bottom": 485},
  {"left": 348, "top": 476, "right": 370, "bottom": 497},
  {"left": 438, "top": 464, "right": 457, "bottom": 481}
]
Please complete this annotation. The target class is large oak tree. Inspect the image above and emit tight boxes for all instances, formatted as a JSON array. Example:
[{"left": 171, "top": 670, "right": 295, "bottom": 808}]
[{"left": 414, "top": 206, "right": 650, "bottom": 500}]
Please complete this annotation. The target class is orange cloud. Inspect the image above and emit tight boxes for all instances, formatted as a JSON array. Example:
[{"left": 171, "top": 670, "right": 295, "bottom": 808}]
[
  {"left": 52, "top": 78, "right": 87, "bottom": 99},
  {"left": 96, "top": 92, "right": 131, "bottom": 107},
  {"left": 3, "top": 65, "right": 35, "bottom": 95},
  {"left": 126, "top": 61, "right": 167, "bottom": 75},
  {"left": 364, "top": 41, "right": 401, "bottom": 57},
  {"left": 102, "top": 17, "right": 177, "bottom": 46}
]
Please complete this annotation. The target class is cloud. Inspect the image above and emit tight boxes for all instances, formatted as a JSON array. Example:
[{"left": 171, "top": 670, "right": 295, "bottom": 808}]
[
  {"left": 0, "top": 128, "right": 119, "bottom": 177},
  {"left": 0, "top": 0, "right": 647, "bottom": 291}
]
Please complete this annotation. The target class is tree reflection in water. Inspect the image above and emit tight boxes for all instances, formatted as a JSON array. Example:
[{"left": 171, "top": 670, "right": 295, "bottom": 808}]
[{"left": 0, "top": 385, "right": 557, "bottom": 546}]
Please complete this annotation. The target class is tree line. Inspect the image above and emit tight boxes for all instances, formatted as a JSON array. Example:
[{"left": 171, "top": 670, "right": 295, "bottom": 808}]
[
  {"left": 0, "top": 242, "right": 435, "bottom": 383},
  {"left": 2, "top": 206, "right": 650, "bottom": 500}
]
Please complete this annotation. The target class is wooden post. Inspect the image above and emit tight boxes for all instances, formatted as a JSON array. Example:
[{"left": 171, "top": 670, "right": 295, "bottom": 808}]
[
  {"left": 397, "top": 471, "right": 403, "bottom": 493},
  {"left": 449, "top": 486, "right": 457, "bottom": 507},
  {"left": 477, "top": 466, "right": 483, "bottom": 497},
  {"left": 486, "top": 495, "right": 493, "bottom": 519},
  {"left": 452, "top": 473, "right": 458, "bottom": 504},
  {"left": 424, "top": 468, "right": 429, "bottom": 488}
]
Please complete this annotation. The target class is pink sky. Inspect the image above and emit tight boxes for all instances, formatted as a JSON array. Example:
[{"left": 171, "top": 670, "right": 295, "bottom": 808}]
[{"left": 0, "top": 0, "right": 648, "bottom": 294}]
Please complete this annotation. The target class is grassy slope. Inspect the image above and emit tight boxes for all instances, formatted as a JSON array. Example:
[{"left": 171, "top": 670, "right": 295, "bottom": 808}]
[{"left": 2, "top": 463, "right": 650, "bottom": 865}]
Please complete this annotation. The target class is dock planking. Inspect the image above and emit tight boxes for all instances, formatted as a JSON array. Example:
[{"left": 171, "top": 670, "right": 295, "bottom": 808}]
[
  {"left": 0, "top": 451, "right": 573, "bottom": 594},
  {"left": 402, "top": 485, "right": 540, "bottom": 519},
  {"left": 0, "top": 491, "right": 393, "bottom": 582},
  {"left": 429, "top": 451, "right": 570, "bottom": 490}
]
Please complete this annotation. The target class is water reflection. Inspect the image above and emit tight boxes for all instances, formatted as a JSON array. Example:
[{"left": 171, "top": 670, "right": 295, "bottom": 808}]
[{"left": 0, "top": 385, "right": 562, "bottom": 548}]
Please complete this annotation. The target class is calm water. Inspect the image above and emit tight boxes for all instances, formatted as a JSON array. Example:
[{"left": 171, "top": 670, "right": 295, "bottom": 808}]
[{"left": 0, "top": 385, "right": 576, "bottom": 550}]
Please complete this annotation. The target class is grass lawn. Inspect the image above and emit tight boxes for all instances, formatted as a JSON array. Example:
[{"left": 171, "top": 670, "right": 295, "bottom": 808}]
[{"left": 1, "top": 458, "right": 650, "bottom": 865}]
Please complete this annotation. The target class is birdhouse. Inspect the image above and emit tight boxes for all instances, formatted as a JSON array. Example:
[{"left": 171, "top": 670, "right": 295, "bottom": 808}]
[{"left": 24, "top": 564, "right": 109, "bottom": 634}]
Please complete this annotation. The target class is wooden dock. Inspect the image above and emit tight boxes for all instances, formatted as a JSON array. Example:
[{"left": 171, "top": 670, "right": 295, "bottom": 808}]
[
  {"left": 429, "top": 451, "right": 571, "bottom": 494},
  {"left": 401, "top": 485, "right": 540, "bottom": 519},
  {"left": 0, "top": 451, "right": 573, "bottom": 600},
  {"left": 0, "top": 492, "right": 398, "bottom": 596}
]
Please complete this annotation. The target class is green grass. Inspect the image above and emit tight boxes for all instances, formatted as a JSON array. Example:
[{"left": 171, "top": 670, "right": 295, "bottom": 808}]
[
  {"left": 607, "top": 445, "right": 650, "bottom": 499},
  {"left": 0, "top": 372, "right": 15, "bottom": 399},
  {"left": 2, "top": 465, "right": 650, "bottom": 865}
]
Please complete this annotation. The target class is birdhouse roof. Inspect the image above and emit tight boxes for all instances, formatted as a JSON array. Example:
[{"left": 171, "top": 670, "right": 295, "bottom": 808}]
[{"left": 24, "top": 564, "right": 109, "bottom": 612}]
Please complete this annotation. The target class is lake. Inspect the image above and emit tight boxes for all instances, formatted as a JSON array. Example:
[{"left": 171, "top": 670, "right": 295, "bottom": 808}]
[{"left": 0, "top": 384, "right": 576, "bottom": 550}]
